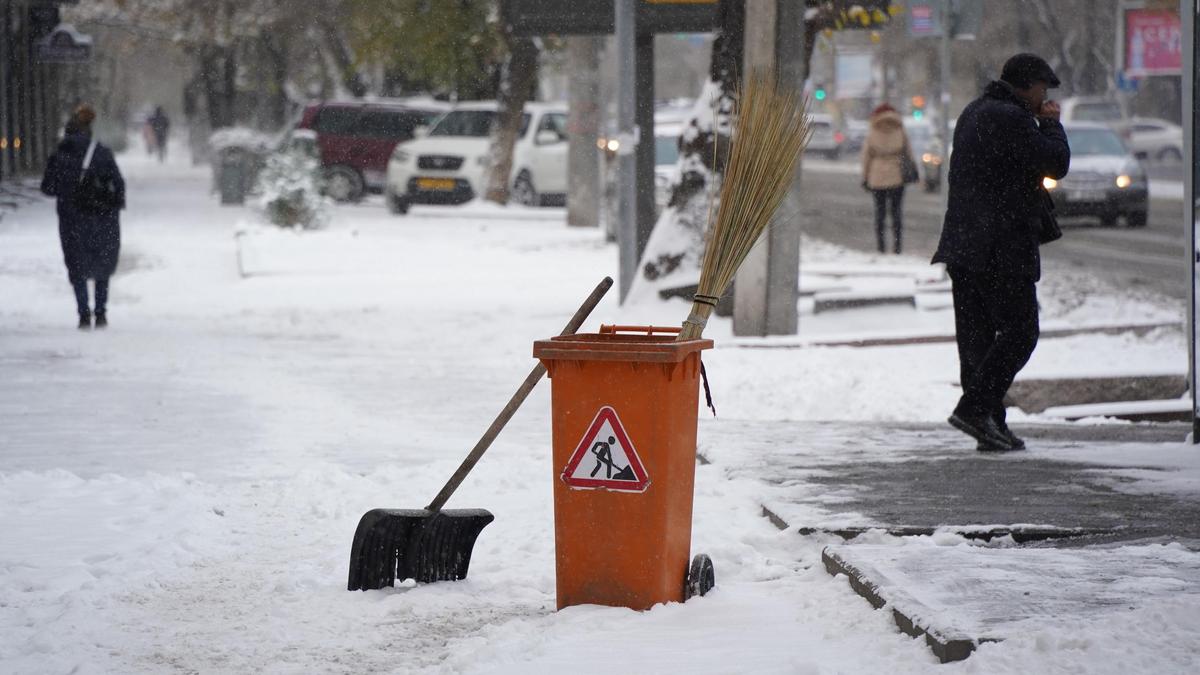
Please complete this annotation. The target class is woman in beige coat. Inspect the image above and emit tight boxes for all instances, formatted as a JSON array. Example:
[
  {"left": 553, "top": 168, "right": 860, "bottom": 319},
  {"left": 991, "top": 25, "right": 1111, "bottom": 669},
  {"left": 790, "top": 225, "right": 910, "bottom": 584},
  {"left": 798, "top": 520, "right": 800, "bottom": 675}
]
[{"left": 861, "top": 103, "right": 916, "bottom": 254}]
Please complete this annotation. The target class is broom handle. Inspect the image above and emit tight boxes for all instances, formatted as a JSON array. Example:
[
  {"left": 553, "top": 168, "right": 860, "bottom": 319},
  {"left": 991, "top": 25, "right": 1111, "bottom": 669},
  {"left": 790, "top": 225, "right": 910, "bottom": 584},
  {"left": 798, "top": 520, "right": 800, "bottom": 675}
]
[{"left": 425, "top": 276, "right": 614, "bottom": 513}]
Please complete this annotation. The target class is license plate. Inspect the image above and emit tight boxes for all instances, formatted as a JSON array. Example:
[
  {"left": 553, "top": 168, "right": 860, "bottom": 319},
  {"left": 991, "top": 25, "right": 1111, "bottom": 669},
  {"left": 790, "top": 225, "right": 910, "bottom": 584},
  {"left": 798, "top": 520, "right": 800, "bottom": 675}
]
[
  {"left": 1067, "top": 190, "right": 1102, "bottom": 202},
  {"left": 416, "top": 177, "right": 456, "bottom": 191}
]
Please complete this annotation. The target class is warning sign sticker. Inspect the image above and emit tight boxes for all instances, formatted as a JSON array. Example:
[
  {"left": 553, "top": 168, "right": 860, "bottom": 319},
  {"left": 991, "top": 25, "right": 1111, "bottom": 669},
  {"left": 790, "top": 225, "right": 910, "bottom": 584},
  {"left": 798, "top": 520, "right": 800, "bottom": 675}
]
[{"left": 560, "top": 406, "right": 650, "bottom": 492}]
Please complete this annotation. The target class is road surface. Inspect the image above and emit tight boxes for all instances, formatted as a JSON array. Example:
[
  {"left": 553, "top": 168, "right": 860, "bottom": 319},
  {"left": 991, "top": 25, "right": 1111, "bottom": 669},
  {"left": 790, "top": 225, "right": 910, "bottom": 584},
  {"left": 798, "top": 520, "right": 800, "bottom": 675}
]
[{"left": 799, "top": 159, "right": 1190, "bottom": 299}]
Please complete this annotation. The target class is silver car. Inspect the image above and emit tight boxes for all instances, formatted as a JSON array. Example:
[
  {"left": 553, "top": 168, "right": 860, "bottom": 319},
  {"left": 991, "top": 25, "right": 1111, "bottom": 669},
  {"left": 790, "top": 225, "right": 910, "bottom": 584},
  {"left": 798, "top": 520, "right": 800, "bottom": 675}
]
[{"left": 1043, "top": 123, "right": 1148, "bottom": 228}]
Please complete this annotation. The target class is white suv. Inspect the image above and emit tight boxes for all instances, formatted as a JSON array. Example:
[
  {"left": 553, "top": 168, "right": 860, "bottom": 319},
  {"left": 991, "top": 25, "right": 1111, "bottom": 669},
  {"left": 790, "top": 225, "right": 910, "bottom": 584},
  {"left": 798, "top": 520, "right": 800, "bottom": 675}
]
[{"left": 385, "top": 101, "right": 568, "bottom": 214}]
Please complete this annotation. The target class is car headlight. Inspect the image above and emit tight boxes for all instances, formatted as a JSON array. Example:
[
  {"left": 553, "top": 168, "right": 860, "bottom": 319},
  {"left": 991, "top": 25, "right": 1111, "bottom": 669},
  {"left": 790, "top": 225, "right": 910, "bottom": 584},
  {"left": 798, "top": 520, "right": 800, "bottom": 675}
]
[
  {"left": 1043, "top": 177, "right": 1058, "bottom": 190},
  {"left": 392, "top": 149, "right": 410, "bottom": 163},
  {"left": 1115, "top": 174, "right": 1132, "bottom": 189}
]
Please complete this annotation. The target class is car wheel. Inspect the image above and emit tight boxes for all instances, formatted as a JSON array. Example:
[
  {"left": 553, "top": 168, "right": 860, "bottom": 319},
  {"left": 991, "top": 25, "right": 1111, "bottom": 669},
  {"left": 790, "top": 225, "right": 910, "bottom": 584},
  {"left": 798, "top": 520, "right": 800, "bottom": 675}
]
[
  {"left": 1126, "top": 210, "right": 1148, "bottom": 228},
  {"left": 512, "top": 171, "right": 540, "bottom": 207},
  {"left": 325, "top": 166, "right": 364, "bottom": 202},
  {"left": 386, "top": 189, "right": 410, "bottom": 215},
  {"left": 1100, "top": 213, "right": 1119, "bottom": 228},
  {"left": 1157, "top": 147, "right": 1183, "bottom": 164}
]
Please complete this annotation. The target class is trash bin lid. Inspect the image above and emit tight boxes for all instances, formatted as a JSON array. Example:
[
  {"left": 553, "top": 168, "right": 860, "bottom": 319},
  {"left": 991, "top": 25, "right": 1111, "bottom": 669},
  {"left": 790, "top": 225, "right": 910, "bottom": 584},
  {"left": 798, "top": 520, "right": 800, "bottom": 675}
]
[{"left": 534, "top": 330, "right": 711, "bottom": 364}]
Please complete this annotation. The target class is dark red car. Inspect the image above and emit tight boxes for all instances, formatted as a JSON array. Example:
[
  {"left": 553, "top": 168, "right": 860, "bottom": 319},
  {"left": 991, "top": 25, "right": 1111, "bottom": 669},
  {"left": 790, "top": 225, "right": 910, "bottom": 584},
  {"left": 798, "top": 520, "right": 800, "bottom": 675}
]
[{"left": 297, "top": 100, "right": 448, "bottom": 201}]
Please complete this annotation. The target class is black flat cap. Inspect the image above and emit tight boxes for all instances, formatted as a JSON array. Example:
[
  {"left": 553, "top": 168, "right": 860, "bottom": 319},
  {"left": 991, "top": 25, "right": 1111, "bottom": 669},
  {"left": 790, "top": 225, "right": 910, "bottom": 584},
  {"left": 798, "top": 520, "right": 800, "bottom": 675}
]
[{"left": 1001, "top": 53, "right": 1061, "bottom": 89}]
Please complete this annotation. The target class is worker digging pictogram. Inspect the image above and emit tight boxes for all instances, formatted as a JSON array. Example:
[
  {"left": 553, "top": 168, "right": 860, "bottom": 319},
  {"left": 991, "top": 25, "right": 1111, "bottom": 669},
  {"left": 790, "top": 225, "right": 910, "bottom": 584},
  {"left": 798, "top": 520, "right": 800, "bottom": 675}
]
[{"left": 560, "top": 406, "right": 650, "bottom": 492}]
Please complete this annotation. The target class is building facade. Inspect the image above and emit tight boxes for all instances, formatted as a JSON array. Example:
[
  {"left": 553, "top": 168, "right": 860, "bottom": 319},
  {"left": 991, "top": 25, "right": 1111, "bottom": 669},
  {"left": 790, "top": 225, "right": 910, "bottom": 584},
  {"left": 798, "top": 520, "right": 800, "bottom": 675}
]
[{"left": 0, "top": 0, "right": 76, "bottom": 182}]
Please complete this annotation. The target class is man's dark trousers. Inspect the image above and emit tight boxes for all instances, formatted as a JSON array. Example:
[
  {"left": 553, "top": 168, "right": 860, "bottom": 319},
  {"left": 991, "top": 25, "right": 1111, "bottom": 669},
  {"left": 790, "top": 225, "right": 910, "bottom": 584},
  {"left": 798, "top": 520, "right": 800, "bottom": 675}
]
[{"left": 948, "top": 265, "right": 1039, "bottom": 424}]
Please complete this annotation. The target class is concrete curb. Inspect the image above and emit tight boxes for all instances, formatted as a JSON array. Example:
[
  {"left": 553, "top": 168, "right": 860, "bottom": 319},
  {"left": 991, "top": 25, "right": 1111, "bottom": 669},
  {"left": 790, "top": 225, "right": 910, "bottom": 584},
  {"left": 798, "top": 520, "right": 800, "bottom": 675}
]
[
  {"left": 821, "top": 546, "right": 995, "bottom": 663},
  {"left": 726, "top": 321, "right": 1179, "bottom": 349}
]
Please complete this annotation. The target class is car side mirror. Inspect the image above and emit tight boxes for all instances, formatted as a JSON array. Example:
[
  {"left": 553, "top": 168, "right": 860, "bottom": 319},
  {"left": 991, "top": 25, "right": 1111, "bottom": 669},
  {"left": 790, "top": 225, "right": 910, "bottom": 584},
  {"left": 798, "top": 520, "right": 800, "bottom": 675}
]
[
  {"left": 413, "top": 125, "right": 429, "bottom": 138},
  {"left": 535, "top": 130, "right": 563, "bottom": 145}
]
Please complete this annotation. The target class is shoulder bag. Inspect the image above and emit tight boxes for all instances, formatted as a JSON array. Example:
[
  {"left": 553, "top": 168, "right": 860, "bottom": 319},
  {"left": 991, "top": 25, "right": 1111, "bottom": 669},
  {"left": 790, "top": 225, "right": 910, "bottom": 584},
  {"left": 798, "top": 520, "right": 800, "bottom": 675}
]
[{"left": 74, "top": 140, "right": 120, "bottom": 213}]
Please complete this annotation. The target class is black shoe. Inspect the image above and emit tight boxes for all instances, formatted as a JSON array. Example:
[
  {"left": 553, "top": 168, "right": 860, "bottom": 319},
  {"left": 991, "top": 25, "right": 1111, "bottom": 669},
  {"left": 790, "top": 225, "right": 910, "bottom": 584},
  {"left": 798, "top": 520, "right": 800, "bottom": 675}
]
[
  {"left": 976, "top": 439, "right": 1023, "bottom": 453},
  {"left": 948, "top": 412, "right": 1016, "bottom": 450},
  {"left": 996, "top": 423, "right": 1025, "bottom": 450},
  {"left": 78, "top": 314, "right": 91, "bottom": 330},
  {"left": 94, "top": 313, "right": 107, "bottom": 329}
]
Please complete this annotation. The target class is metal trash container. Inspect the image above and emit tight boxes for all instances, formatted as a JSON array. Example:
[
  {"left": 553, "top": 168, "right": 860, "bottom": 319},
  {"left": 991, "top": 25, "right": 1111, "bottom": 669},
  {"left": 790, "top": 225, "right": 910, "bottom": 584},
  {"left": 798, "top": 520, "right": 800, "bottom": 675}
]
[{"left": 218, "top": 149, "right": 248, "bottom": 205}]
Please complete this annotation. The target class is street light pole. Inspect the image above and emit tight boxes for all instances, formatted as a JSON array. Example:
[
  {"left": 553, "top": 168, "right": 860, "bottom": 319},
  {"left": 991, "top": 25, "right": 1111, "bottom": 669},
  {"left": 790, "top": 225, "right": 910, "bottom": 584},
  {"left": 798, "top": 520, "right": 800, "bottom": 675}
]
[{"left": 615, "top": 0, "right": 638, "bottom": 303}]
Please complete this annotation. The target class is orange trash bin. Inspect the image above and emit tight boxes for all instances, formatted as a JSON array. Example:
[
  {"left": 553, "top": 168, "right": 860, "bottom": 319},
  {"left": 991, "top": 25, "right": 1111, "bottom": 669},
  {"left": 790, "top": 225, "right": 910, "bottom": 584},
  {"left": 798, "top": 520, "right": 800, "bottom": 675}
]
[{"left": 533, "top": 325, "right": 715, "bottom": 610}]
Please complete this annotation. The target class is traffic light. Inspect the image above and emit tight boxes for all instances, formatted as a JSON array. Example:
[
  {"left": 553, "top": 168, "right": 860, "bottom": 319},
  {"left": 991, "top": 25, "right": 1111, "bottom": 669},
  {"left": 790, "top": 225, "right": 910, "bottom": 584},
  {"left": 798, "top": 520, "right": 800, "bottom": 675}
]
[
  {"left": 814, "top": 86, "right": 827, "bottom": 101},
  {"left": 910, "top": 95, "right": 926, "bottom": 120}
]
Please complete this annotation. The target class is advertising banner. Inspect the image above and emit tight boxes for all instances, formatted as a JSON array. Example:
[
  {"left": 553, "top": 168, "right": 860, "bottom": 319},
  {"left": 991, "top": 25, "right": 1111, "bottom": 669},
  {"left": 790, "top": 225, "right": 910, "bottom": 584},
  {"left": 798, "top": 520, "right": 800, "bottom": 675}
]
[{"left": 1125, "top": 8, "right": 1183, "bottom": 76}]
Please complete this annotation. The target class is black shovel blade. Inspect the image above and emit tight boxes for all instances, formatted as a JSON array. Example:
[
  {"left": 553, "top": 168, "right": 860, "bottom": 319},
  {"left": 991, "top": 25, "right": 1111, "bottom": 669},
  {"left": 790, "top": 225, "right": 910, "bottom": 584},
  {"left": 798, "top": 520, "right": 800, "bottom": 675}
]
[{"left": 347, "top": 508, "right": 495, "bottom": 591}]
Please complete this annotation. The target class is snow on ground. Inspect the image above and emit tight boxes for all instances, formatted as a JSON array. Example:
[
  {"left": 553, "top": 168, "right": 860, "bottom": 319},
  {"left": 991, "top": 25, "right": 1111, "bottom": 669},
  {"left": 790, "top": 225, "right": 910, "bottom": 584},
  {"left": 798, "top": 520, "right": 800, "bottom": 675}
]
[{"left": 0, "top": 148, "right": 1195, "bottom": 673}]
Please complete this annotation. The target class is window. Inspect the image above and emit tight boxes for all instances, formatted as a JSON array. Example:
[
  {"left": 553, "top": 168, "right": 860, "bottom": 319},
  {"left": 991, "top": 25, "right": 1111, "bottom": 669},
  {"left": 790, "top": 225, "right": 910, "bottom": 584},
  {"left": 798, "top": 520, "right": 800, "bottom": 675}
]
[
  {"left": 314, "top": 107, "right": 361, "bottom": 135},
  {"left": 654, "top": 135, "right": 679, "bottom": 166},
  {"left": 1072, "top": 103, "right": 1122, "bottom": 122},
  {"left": 356, "top": 111, "right": 419, "bottom": 140},
  {"left": 536, "top": 113, "right": 568, "bottom": 141},
  {"left": 1066, "top": 128, "right": 1127, "bottom": 156},
  {"left": 429, "top": 110, "right": 532, "bottom": 138}
]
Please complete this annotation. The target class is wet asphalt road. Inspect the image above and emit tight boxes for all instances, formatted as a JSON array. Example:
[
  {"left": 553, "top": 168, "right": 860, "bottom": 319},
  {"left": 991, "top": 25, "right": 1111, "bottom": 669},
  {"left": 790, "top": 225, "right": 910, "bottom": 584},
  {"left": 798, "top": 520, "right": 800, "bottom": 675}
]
[{"left": 798, "top": 159, "right": 1191, "bottom": 300}]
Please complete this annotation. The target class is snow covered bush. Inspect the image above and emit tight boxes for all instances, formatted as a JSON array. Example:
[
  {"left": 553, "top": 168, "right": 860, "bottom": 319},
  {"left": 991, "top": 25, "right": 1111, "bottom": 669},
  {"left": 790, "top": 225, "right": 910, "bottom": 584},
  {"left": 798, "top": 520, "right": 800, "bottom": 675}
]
[{"left": 255, "top": 147, "right": 330, "bottom": 230}]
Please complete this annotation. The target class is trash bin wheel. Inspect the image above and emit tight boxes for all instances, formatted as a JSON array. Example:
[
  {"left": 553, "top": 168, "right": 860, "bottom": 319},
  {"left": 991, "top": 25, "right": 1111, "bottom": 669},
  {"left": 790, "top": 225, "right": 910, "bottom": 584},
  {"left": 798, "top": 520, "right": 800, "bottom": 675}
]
[{"left": 684, "top": 553, "right": 715, "bottom": 600}]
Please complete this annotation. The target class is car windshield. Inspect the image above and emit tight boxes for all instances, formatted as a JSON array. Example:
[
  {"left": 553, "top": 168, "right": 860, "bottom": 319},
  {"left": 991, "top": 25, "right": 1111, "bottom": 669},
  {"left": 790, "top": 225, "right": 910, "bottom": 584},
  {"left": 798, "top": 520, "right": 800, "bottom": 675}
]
[
  {"left": 1072, "top": 102, "right": 1122, "bottom": 122},
  {"left": 655, "top": 135, "right": 679, "bottom": 165},
  {"left": 1067, "top": 128, "right": 1127, "bottom": 156},
  {"left": 429, "top": 110, "right": 531, "bottom": 137}
]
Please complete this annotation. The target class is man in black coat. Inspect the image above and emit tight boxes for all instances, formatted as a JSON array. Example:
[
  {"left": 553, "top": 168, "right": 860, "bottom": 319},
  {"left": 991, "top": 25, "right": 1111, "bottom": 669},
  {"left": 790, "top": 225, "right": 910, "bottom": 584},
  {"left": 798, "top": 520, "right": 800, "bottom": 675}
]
[
  {"left": 41, "top": 105, "right": 126, "bottom": 330},
  {"left": 932, "top": 53, "right": 1070, "bottom": 451}
]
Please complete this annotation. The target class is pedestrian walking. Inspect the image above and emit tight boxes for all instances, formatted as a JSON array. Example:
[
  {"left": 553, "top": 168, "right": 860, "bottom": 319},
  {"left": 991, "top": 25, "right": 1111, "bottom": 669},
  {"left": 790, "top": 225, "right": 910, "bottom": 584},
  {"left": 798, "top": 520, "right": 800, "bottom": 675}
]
[
  {"left": 932, "top": 53, "right": 1070, "bottom": 452},
  {"left": 860, "top": 103, "right": 917, "bottom": 254},
  {"left": 40, "top": 104, "right": 126, "bottom": 330},
  {"left": 147, "top": 105, "right": 170, "bottom": 163}
]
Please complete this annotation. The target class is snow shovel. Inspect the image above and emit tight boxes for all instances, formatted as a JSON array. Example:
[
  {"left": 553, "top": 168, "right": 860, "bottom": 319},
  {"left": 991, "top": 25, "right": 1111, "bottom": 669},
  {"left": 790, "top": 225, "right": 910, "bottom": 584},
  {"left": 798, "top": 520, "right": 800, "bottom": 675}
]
[{"left": 347, "top": 276, "right": 614, "bottom": 591}]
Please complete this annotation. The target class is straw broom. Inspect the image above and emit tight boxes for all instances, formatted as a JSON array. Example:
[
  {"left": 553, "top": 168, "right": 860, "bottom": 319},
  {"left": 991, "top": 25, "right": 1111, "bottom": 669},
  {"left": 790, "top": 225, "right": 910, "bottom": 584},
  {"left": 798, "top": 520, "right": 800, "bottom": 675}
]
[{"left": 678, "top": 73, "right": 812, "bottom": 341}]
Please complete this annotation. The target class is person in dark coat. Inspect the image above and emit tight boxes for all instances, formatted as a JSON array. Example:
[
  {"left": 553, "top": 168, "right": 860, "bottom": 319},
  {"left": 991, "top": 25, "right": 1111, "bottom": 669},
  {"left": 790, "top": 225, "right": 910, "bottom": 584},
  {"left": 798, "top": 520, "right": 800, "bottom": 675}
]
[
  {"left": 41, "top": 104, "right": 126, "bottom": 330},
  {"left": 147, "top": 106, "right": 170, "bottom": 162},
  {"left": 931, "top": 53, "right": 1070, "bottom": 452}
]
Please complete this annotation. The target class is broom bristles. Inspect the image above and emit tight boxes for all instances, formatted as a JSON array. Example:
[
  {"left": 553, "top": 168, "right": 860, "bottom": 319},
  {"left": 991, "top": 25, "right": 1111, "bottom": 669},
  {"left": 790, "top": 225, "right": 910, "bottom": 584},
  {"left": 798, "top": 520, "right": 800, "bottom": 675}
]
[{"left": 678, "top": 73, "right": 812, "bottom": 340}]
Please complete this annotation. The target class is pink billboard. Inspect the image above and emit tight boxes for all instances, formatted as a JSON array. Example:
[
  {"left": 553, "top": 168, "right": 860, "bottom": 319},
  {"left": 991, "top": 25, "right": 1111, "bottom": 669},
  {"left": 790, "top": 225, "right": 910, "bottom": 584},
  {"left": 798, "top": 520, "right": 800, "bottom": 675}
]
[{"left": 1124, "top": 8, "right": 1182, "bottom": 76}]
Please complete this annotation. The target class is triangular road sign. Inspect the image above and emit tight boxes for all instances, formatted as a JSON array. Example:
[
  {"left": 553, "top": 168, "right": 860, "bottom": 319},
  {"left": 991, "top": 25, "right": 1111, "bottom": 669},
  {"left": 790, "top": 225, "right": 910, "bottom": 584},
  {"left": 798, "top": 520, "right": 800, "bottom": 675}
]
[{"left": 561, "top": 406, "right": 650, "bottom": 492}]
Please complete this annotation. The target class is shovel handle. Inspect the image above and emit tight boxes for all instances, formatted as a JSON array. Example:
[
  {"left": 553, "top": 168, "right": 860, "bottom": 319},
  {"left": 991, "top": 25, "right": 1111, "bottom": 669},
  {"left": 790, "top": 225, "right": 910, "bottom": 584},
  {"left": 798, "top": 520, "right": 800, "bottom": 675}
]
[{"left": 425, "top": 276, "right": 614, "bottom": 513}]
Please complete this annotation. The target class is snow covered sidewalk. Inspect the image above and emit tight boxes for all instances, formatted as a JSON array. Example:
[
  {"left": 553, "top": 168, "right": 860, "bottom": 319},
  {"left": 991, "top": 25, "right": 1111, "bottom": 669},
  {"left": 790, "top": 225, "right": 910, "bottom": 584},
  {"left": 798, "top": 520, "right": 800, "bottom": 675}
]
[{"left": 2, "top": 152, "right": 1198, "bottom": 673}]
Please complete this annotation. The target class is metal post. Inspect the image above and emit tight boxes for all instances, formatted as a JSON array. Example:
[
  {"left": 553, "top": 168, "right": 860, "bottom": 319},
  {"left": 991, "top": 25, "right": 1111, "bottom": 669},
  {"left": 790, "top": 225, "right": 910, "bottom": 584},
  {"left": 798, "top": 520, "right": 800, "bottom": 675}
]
[
  {"left": 1185, "top": 0, "right": 1198, "bottom": 441},
  {"left": 938, "top": 0, "right": 952, "bottom": 193},
  {"left": 635, "top": 33, "right": 655, "bottom": 261},
  {"left": 615, "top": 0, "right": 638, "bottom": 302}
]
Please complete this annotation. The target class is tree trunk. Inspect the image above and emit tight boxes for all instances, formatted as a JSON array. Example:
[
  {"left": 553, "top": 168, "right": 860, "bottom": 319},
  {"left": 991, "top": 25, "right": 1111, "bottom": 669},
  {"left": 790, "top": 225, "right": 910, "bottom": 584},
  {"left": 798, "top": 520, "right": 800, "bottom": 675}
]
[
  {"left": 262, "top": 32, "right": 289, "bottom": 130},
  {"left": 199, "top": 45, "right": 235, "bottom": 129},
  {"left": 485, "top": 36, "right": 540, "bottom": 205},
  {"left": 566, "top": 36, "right": 603, "bottom": 228},
  {"left": 317, "top": 18, "right": 367, "bottom": 98}
]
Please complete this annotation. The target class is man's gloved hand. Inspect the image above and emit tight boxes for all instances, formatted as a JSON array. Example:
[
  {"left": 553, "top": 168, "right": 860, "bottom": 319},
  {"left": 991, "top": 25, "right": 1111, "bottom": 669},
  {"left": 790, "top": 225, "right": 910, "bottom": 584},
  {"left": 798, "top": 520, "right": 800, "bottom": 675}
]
[{"left": 1038, "top": 99, "right": 1061, "bottom": 121}]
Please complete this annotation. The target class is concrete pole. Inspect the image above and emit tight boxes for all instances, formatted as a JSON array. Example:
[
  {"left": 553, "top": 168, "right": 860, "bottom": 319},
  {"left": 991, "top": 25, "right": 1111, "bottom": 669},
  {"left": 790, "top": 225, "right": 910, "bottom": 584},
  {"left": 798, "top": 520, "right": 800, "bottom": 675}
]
[
  {"left": 566, "top": 36, "right": 603, "bottom": 229},
  {"left": 615, "top": 0, "right": 638, "bottom": 302},
  {"left": 733, "top": 0, "right": 802, "bottom": 336},
  {"left": 1184, "top": 0, "right": 1198, "bottom": 440}
]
